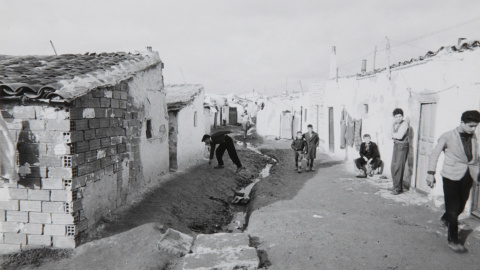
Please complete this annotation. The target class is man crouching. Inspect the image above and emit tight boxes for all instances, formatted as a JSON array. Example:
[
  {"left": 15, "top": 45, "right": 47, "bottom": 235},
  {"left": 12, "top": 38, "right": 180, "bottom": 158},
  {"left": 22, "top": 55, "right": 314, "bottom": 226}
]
[{"left": 202, "top": 130, "right": 245, "bottom": 173}]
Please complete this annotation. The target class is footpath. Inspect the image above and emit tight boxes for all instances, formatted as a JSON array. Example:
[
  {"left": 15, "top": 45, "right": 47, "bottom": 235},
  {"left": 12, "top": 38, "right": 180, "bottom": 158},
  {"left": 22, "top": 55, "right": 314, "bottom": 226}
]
[{"left": 246, "top": 140, "right": 480, "bottom": 270}]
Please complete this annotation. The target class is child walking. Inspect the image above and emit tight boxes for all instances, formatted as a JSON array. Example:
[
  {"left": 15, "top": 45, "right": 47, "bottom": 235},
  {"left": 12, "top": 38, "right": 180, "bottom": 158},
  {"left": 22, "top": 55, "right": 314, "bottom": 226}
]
[{"left": 291, "top": 131, "right": 307, "bottom": 173}]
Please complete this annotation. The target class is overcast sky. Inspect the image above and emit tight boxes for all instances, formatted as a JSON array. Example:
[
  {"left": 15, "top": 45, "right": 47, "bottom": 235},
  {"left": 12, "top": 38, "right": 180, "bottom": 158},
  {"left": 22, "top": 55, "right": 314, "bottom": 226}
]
[{"left": 1, "top": 0, "right": 479, "bottom": 95}]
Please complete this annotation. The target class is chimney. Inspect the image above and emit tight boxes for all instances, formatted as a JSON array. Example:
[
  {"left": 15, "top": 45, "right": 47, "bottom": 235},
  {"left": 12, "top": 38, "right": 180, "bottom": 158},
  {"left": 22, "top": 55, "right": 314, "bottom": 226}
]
[
  {"left": 361, "top": 59, "right": 367, "bottom": 74},
  {"left": 457, "top": 38, "right": 466, "bottom": 46},
  {"left": 146, "top": 46, "right": 152, "bottom": 52},
  {"left": 329, "top": 46, "right": 337, "bottom": 80}
]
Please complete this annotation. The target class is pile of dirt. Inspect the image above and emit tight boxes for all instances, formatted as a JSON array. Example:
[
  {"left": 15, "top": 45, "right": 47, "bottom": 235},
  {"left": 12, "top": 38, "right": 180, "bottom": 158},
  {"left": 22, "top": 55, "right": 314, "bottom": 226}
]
[{"left": 0, "top": 249, "right": 72, "bottom": 270}]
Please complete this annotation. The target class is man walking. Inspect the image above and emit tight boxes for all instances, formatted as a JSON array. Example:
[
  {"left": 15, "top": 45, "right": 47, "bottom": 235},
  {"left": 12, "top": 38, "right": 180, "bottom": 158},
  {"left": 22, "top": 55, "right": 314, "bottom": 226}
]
[
  {"left": 303, "top": 124, "right": 319, "bottom": 171},
  {"left": 390, "top": 108, "right": 409, "bottom": 195},
  {"left": 202, "top": 130, "right": 245, "bottom": 173},
  {"left": 355, "top": 134, "right": 382, "bottom": 178},
  {"left": 426, "top": 110, "right": 480, "bottom": 253}
]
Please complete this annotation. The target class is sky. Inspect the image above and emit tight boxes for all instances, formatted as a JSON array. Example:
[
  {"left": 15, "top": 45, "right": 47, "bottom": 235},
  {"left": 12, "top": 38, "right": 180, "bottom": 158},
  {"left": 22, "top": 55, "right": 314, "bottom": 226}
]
[{"left": 1, "top": 0, "right": 479, "bottom": 95}]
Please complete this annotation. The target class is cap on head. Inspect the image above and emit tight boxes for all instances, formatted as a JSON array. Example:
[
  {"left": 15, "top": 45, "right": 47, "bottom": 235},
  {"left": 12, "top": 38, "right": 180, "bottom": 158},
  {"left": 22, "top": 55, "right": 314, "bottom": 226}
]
[
  {"left": 363, "top": 134, "right": 371, "bottom": 138},
  {"left": 461, "top": 110, "right": 480, "bottom": 124},
  {"left": 392, "top": 108, "right": 404, "bottom": 116},
  {"left": 307, "top": 124, "right": 313, "bottom": 128},
  {"left": 201, "top": 134, "right": 211, "bottom": 142}
]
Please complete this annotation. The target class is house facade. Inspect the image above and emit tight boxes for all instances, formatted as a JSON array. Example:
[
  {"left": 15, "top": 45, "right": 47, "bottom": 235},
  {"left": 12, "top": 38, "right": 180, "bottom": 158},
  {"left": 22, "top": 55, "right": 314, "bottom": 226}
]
[
  {"left": 314, "top": 40, "right": 480, "bottom": 216},
  {"left": 0, "top": 50, "right": 169, "bottom": 252},
  {"left": 165, "top": 84, "right": 206, "bottom": 171}
]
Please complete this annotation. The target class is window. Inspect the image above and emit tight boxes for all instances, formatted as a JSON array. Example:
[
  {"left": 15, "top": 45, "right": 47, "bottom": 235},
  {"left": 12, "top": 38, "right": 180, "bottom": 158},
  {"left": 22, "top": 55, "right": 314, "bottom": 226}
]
[
  {"left": 363, "top": 104, "right": 369, "bottom": 114},
  {"left": 146, "top": 119, "right": 152, "bottom": 139},
  {"left": 194, "top": 111, "right": 197, "bottom": 127},
  {"left": 304, "top": 109, "right": 307, "bottom": 121}
]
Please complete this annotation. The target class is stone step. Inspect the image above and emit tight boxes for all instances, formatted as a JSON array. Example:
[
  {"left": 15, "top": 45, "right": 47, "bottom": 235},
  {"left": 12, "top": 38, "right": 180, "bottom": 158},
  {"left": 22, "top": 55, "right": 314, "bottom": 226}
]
[{"left": 184, "top": 233, "right": 259, "bottom": 270}]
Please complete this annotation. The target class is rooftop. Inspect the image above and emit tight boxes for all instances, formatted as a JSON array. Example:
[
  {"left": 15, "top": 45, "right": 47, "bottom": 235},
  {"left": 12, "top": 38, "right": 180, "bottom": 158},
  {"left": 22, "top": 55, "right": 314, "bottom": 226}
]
[
  {"left": 0, "top": 51, "right": 162, "bottom": 102},
  {"left": 165, "top": 84, "right": 204, "bottom": 111}
]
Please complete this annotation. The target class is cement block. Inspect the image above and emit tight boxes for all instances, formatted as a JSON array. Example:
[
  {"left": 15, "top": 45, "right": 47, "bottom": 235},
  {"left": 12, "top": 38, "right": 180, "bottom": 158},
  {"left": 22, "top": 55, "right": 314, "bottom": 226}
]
[
  {"left": 18, "top": 178, "right": 42, "bottom": 190},
  {"left": 48, "top": 167, "right": 72, "bottom": 179},
  {"left": 28, "top": 235, "right": 52, "bottom": 246},
  {"left": 6, "top": 211, "right": 28, "bottom": 223},
  {"left": 46, "top": 120, "right": 70, "bottom": 131},
  {"left": 183, "top": 247, "right": 259, "bottom": 270},
  {"left": 29, "top": 212, "right": 52, "bottom": 224},
  {"left": 51, "top": 214, "right": 74, "bottom": 225},
  {"left": 0, "top": 243, "right": 22, "bottom": 254},
  {"left": 84, "top": 129, "right": 96, "bottom": 140},
  {"left": 27, "top": 189, "right": 50, "bottom": 201},
  {"left": 12, "top": 106, "right": 36, "bottom": 119},
  {"left": 42, "top": 201, "right": 65, "bottom": 213},
  {"left": 83, "top": 108, "right": 95, "bottom": 118},
  {"left": 52, "top": 236, "right": 75, "bottom": 248},
  {"left": 20, "top": 200, "right": 42, "bottom": 212},
  {"left": 192, "top": 233, "right": 250, "bottom": 254},
  {"left": 20, "top": 223, "right": 43, "bottom": 235},
  {"left": 41, "top": 178, "right": 64, "bottom": 190},
  {"left": 157, "top": 228, "right": 194, "bottom": 256},
  {"left": 50, "top": 190, "right": 72, "bottom": 202},
  {"left": 44, "top": 224, "right": 66, "bottom": 236},
  {"left": 4, "top": 233, "right": 27, "bottom": 245},
  {"left": 26, "top": 120, "right": 46, "bottom": 131},
  {"left": 8, "top": 188, "right": 27, "bottom": 200},
  {"left": 90, "top": 139, "right": 101, "bottom": 150},
  {"left": 0, "top": 222, "right": 21, "bottom": 233}
]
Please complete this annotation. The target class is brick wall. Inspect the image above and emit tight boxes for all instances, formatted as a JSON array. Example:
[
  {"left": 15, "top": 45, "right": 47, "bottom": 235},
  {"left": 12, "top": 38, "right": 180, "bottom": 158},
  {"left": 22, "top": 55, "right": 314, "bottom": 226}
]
[{"left": 1, "top": 71, "right": 169, "bottom": 253}]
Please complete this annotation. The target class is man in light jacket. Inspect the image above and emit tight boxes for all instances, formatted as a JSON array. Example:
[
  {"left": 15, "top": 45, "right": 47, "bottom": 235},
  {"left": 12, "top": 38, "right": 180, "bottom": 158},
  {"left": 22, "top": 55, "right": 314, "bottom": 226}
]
[{"left": 426, "top": 110, "right": 480, "bottom": 253}]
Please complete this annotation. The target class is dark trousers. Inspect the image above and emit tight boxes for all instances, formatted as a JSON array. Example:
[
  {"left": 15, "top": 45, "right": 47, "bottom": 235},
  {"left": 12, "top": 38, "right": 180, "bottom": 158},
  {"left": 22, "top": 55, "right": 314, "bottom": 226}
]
[
  {"left": 442, "top": 172, "right": 473, "bottom": 244},
  {"left": 355, "top": 157, "right": 382, "bottom": 171},
  {"left": 391, "top": 142, "right": 409, "bottom": 192},
  {"left": 216, "top": 139, "right": 242, "bottom": 168},
  {"left": 294, "top": 151, "right": 304, "bottom": 167}
]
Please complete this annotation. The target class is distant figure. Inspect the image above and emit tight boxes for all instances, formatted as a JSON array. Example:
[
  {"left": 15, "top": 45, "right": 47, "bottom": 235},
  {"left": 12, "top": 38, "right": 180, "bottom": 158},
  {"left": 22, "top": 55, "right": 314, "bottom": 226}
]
[
  {"left": 355, "top": 134, "right": 382, "bottom": 178},
  {"left": 241, "top": 110, "right": 252, "bottom": 139},
  {"left": 426, "top": 110, "right": 480, "bottom": 253},
  {"left": 202, "top": 130, "right": 245, "bottom": 173},
  {"left": 291, "top": 131, "right": 307, "bottom": 173},
  {"left": 303, "top": 124, "right": 319, "bottom": 171},
  {"left": 261, "top": 102, "right": 265, "bottom": 110},
  {"left": 390, "top": 108, "right": 409, "bottom": 195},
  {"left": 0, "top": 113, "right": 19, "bottom": 183}
]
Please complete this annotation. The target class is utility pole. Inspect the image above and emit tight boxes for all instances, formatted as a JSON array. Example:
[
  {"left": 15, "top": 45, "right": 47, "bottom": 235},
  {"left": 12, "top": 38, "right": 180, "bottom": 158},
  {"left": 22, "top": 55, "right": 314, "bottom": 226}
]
[
  {"left": 49, "top": 40, "right": 58, "bottom": 56},
  {"left": 372, "top": 45, "right": 377, "bottom": 71},
  {"left": 386, "top": 36, "right": 391, "bottom": 80}
]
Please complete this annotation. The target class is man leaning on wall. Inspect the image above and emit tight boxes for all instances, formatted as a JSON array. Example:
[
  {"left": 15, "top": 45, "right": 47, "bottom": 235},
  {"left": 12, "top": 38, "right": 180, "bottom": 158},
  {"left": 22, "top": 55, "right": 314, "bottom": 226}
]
[
  {"left": 426, "top": 110, "right": 480, "bottom": 253},
  {"left": 390, "top": 108, "right": 409, "bottom": 195}
]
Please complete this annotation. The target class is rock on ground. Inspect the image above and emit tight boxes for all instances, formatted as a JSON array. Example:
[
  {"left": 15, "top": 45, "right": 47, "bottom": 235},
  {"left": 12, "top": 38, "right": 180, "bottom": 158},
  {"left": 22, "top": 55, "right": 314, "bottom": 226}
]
[{"left": 184, "top": 233, "right": 259, "bottom": 270}]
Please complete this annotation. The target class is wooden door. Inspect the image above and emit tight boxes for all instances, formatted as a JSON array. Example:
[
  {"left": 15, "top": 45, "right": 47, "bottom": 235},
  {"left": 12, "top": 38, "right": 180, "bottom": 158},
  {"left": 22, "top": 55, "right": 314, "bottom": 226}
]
[
  {"left": 229, "top": 107, "right": 237, "bottom": 125},
  {"left": 328, "top": 107, "right": 334, "bottom": 152},
  {"left": 280, "top": 112, "right": 293, "bottom": 139},
  {"left": 415, "top": 103, "right": 437, "bottom": 193}
]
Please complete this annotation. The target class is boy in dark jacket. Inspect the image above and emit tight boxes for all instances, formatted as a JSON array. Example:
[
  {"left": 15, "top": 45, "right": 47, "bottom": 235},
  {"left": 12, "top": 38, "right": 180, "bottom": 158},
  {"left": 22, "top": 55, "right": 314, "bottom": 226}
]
[
  {"left": 355, "top": 134, "right": 382, "bottom": 177},
  {"left": 291, "top": 131, "right": 307, "bottom": 173}
]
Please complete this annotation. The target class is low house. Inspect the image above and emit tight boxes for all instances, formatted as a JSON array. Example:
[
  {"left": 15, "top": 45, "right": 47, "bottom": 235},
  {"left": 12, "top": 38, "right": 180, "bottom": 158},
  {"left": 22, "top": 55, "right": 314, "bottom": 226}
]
[
  {"left": 0, "top": 49, "right": 169, "bottom": 251},
  {"left": 165, "top": 84, "right": 205, "bottom": 171},
  {"left": 314, "top": 40, "right": 480, "bottom": 216}
]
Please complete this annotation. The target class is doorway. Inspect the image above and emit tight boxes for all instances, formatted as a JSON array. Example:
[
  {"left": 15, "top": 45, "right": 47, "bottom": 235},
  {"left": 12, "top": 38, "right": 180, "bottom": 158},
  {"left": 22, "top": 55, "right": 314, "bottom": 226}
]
[
  {"left": 280, "top": 112, "right": 293, "bottom": 139},
  {"left": 229, "top": 107, "right": 237, "bottom": 125},
  {"left": 415, "top": 103, "right": 437, "bottom": 193},
  {"left": 328, "top": 107, "right": 334, "bottom": 152}
]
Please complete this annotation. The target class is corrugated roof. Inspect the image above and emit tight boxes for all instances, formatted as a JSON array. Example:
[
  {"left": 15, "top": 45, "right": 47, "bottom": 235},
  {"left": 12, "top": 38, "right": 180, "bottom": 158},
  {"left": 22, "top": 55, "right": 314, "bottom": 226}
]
[
  {"left": 0, "top": 51, "right": 161, "bottom": 102},
  {"left": 165, "top": 84, "right": 204, "bottom": 111},
  {"left": 357, "top": 40, "right": 480, "bottom": 77}
]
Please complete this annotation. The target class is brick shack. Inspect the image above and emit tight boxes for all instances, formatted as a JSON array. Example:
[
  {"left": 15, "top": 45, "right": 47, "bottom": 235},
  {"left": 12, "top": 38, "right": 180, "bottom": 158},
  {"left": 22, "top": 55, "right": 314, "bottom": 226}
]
[
  {"left": 165, "top": 84, "right": 205, "bottom": 171},
  {"left": 0, "top": 49, "right": 169, "bottom": 252}
]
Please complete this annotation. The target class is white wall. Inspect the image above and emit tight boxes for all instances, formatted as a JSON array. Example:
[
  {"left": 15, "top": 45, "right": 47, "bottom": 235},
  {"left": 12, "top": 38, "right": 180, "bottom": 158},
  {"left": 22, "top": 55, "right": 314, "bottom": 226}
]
[
  {"left": 176, "top": 91, "right": 206, "bottom": 170},
  {"left": 319, "top": 48, "right": 480, "bottom": 212}
]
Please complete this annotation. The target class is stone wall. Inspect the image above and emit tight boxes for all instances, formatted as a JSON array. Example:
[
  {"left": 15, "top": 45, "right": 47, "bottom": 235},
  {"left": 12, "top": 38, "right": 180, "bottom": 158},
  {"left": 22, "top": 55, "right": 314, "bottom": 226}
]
[{"left": 0, "top": 64, "right": 169, "bottom": 252}]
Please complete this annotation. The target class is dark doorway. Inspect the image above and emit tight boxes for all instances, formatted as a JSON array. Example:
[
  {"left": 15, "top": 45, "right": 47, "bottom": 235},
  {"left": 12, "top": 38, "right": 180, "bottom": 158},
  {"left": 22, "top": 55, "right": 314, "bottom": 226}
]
[{"left": 328, "top": 107, "right": 334, "bottom": 152}]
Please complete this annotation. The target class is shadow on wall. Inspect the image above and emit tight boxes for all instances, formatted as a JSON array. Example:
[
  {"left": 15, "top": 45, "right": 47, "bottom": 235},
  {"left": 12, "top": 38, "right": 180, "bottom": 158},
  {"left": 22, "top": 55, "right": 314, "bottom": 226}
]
[
  {"left": 403, "top": 124, "right": 415, "bottom": 190},
  {"left": 16, "top": 120, "right": 42, "bottom": 188}
]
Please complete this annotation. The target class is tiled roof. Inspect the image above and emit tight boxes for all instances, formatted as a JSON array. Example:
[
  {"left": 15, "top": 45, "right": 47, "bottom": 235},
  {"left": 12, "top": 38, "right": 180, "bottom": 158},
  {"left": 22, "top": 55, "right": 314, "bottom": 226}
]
[
  {"left": 357, "top": 40, "right": 480, "bottom": 77},
  {"left": 0, "top": 51, "right": 161, "bottom": 102},
  {"left": 165, "top": 84, "right": 204, "bottom": 111}
]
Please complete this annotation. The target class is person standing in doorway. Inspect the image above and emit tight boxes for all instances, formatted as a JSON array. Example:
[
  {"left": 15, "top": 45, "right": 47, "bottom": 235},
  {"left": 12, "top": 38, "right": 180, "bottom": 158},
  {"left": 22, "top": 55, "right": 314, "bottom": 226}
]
[
  {"left": 390, "top": 108, "right": 409, "bottom": 195},
  {"left": 426, "top": 110, "right": 480, "bottom": 253},
  {"left": 303, "top": 124, "right": 319, "bottom": 171},
  {"left": 202, "top": 130, "right": 245, "bottom": 173}
]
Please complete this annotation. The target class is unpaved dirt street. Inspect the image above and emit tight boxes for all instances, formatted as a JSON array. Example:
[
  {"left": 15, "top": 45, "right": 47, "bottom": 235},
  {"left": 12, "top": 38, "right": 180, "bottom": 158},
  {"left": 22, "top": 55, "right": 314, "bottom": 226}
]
[{"left": 247, "top": 139, "right": 480, "bottom": 270}]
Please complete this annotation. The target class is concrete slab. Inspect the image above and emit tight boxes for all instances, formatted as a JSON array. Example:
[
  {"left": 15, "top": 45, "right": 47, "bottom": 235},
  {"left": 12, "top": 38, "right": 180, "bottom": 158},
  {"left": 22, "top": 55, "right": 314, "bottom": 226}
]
[
  {"left": 192, "top": 233, "right": 250, "bottom": 254},
  {"left": 157, "top": 228, "right": 193, "bottom": 256},
  {"left": 183, "top": 246, "right": 259, "bottom": 270}
]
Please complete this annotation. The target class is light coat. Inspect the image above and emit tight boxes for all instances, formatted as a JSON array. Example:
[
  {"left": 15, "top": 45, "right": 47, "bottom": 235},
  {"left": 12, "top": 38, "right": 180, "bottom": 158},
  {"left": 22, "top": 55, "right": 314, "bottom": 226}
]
[{"left": 428, "top": 128, "right": 479, "bottom": 181}]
